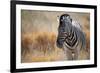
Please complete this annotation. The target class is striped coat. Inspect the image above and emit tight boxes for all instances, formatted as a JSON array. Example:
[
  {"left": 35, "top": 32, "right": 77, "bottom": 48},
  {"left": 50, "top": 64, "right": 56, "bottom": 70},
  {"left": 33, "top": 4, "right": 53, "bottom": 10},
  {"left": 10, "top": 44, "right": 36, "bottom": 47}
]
[{"left": 56, "top": 14, "right": 86, "bottom": 60}]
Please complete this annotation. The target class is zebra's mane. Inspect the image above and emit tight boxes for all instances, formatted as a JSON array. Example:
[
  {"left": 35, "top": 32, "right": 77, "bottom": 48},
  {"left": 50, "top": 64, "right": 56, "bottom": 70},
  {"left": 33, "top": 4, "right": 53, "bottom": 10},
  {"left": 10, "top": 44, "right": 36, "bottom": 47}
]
[
  {"left": 72, "top": 22, "right": 86, "bottom": 50},
  {"left": 72, "top": 20, "right": 82, "bottom": 30}
]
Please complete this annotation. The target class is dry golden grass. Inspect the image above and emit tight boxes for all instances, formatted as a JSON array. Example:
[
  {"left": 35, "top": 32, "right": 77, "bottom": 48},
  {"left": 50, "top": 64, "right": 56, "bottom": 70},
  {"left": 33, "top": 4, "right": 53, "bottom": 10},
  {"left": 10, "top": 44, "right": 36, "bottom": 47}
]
[
  {"left": 22, "top": 32, "right": 56, "bottom": 51},
  {"left": 21, "top": 31, "right": 90, "bottom": 63},
  {"left": 84, "top": 30, "right": 90, "bottom": 59},
  {"left": 85, "top": 30, "right": 90, "bottom": 51},
  {"left": 21, "top": 32, "right": 66, "bottom": 63}
]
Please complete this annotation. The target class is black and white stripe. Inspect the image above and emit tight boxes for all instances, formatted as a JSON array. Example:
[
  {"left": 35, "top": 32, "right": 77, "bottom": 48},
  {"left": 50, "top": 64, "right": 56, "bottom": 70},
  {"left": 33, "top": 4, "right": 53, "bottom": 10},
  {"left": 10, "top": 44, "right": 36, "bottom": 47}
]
[{"left": 56, "top": 14, "right": 86, "bottom": 60}]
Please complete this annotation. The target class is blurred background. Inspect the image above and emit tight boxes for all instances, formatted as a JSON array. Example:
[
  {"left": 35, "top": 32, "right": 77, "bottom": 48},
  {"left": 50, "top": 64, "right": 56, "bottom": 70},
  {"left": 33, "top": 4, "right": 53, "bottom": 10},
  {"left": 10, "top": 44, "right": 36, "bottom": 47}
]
[{"left": 21, "top": 10, "right": 90, "bottom": 63}]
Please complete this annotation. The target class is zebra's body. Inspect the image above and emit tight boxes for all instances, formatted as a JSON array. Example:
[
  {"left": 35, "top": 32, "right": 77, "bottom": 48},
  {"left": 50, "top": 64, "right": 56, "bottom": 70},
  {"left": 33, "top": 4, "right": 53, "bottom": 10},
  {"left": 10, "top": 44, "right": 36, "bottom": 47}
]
[{"left": 56, "top": 14, "right": 86, "bottom": 60}]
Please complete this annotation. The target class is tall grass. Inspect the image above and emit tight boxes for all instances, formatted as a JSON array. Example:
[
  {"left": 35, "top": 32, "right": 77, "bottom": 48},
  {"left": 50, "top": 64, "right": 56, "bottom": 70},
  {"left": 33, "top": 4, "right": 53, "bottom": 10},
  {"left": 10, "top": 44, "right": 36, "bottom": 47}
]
[
  {"left": 21, "top": 32, "right": 65, "bottom": 62},
  {"left": 21, "top": 31, "right": 90, "bottom": 63}
]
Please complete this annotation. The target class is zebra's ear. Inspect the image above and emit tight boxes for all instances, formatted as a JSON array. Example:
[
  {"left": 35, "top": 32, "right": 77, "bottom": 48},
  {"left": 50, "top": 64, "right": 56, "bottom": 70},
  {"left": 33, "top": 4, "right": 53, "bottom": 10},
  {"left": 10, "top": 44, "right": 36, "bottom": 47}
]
[{"left": 57, "top": 15, "right": 60, "bottom": 22}]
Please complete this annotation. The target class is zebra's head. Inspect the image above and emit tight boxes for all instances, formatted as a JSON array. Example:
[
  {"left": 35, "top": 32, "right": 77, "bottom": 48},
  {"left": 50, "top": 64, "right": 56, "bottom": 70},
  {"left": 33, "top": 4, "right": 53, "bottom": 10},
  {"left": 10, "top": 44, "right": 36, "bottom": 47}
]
[
  {"left": 57, "top": 14, "right": 73, "bottom": 48},
  {"left": 59, "top": 14, "right": 72, "bottom": 32}
]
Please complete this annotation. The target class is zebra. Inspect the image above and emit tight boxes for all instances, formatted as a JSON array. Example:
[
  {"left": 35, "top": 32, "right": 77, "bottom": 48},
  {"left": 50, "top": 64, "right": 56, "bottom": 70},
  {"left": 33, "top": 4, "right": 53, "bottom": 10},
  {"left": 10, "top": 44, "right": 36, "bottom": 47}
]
[{"left": 56, "top": 14, "right": 86, "bottom": 60}]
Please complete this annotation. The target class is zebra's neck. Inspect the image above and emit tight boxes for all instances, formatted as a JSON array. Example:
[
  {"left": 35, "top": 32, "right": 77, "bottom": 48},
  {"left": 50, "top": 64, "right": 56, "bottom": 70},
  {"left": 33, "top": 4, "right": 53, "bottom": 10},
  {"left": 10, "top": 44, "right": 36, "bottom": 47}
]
[{"left": 63, "top": 29, "right": 78, "bottom": 49}]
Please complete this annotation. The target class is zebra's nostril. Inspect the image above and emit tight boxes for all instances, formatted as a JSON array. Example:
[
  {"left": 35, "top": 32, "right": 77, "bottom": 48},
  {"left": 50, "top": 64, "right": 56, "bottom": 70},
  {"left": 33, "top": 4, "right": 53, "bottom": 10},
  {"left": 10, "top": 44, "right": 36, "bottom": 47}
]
[{"left": 56, "top": 38, "right": 64, "bottom": 48}]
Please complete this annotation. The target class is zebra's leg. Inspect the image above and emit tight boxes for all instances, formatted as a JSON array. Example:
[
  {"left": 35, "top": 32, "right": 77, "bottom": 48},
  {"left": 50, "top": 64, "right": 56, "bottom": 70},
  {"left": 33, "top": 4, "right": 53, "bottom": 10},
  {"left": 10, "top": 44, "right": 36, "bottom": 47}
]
[
  {"left": 73, "top": 44, "right": 81, "bottom": 60},
  {"left": 63, "top": 47, "right": 73, "bottom": 60},
  {"left": 72, "top": 49, "right": 79, "bottom": 60}
]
